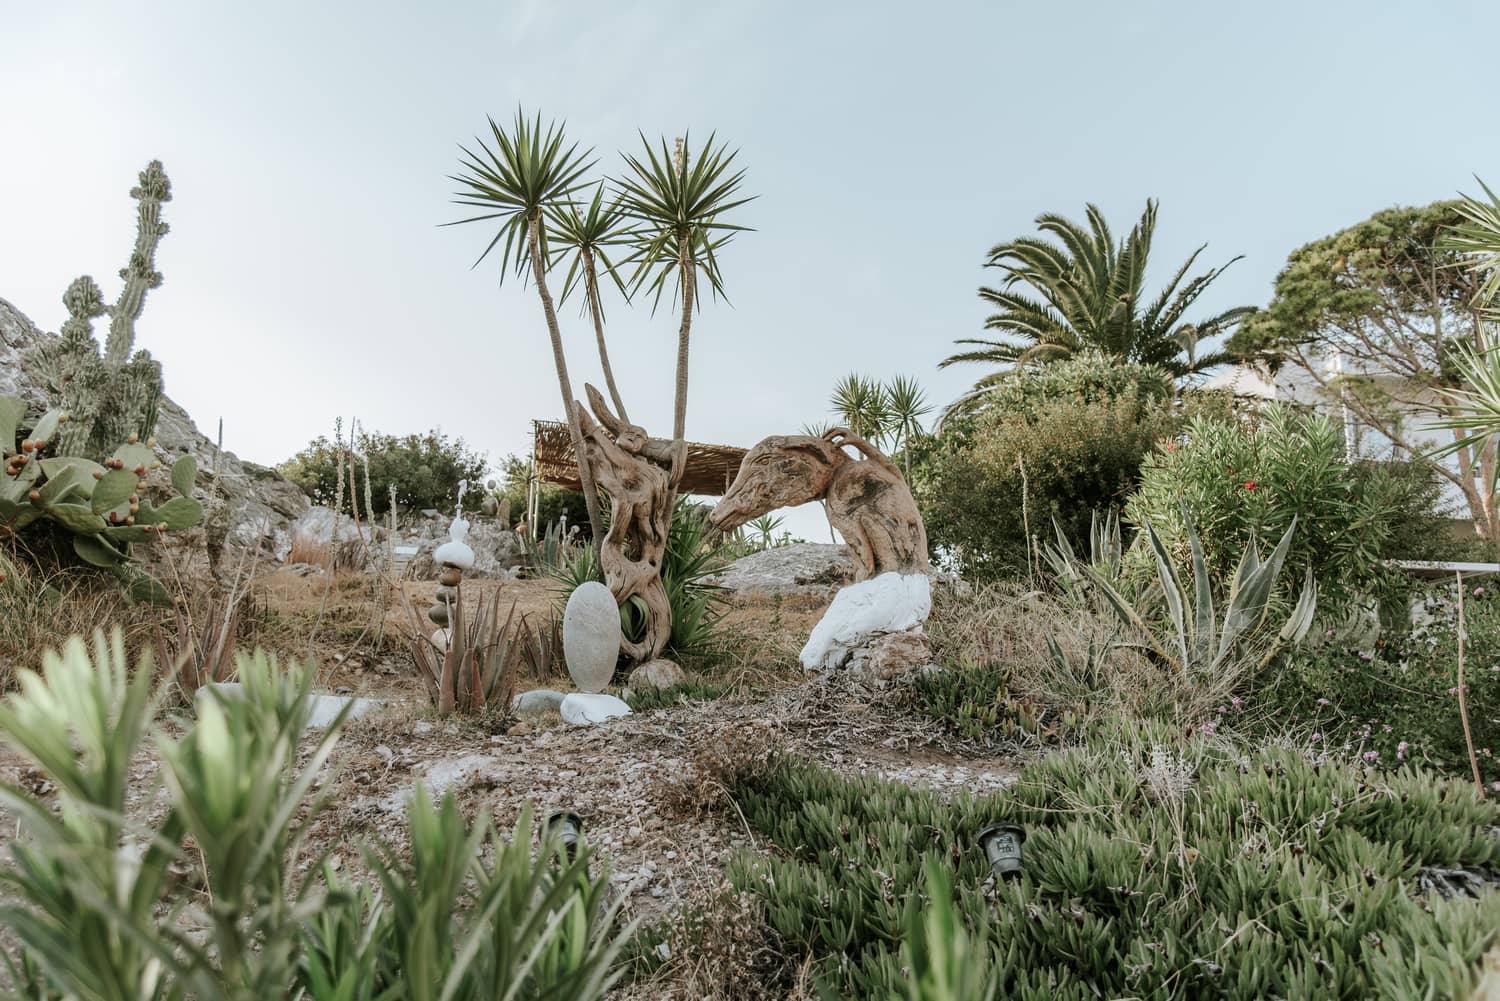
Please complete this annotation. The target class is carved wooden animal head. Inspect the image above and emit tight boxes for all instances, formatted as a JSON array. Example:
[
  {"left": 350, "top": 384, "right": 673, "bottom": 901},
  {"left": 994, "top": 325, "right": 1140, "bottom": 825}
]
[{"left": 710, "top": 431, "right": 849, "bottom": 531}]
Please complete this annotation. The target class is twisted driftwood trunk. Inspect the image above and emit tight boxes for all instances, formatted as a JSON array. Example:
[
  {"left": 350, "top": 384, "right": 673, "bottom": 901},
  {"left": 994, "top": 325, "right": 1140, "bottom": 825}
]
[
  {"left": 710, "top": 427, "right": 928, "bottom": 581},
  {"left": 575, "top": 384, "right": 684, "bottom": 663}
]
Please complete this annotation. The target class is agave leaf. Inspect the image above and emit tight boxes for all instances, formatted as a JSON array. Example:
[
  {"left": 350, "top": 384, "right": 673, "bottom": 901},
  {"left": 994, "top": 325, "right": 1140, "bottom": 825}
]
[{"left": 1142, "top": 521, "right": 1191, "bottom": 672}]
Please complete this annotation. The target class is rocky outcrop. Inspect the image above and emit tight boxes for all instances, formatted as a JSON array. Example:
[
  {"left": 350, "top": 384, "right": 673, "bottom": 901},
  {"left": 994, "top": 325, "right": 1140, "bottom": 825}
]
[
  {"left": 705, "top": 542, "right": 855, "bottom": 596},
  {"left": 405, "top": 515, "right": 525, "bottom": 579},
  {"left": 1, "top": 296, "right": 309, "bottom": 571}
]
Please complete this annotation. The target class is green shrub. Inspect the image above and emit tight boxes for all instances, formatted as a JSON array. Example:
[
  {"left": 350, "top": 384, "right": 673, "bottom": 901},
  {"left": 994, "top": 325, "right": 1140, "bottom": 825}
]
[
  {"left": 1248, "top": 587, "right": 1500, "bottom": 787},
  {"left": 278, "top": 427, "right": 488, "bottom": 516},
  {"left": 0, "top": 632, "right": 631, "bottom": 998},
  {"left": 1124, "top": 404, "right": 1406, "bottom": 616},
  {"left": 919, "top": 395, "right": 1178, "bottom": 580},
  {"left": 725, "top": 735, "right": 1500, "bottom": 999}
]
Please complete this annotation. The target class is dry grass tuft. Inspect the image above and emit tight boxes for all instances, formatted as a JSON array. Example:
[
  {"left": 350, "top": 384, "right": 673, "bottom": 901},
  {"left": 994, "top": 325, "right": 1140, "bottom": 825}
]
[
  {"left": 285, "top": 536, "right": 330, "bottom": 568},
  {"left": 657, "top": 722, "right": 781, "bottom": 822},
  {"left": 927, "top": 582, "right": 1235, "bottom": 725},
  {"left": 0, "top": 542, "right": 165, "bottom": 687},
  {"left": 625, "top": 889, "right": 800, "bottom": 1001}
]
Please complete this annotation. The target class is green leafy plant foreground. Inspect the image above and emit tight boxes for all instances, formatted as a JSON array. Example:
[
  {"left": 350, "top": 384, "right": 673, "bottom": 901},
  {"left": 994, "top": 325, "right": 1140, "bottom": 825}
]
[
  {"left": 726, "top": 736, "right": 1500, "bottom": 999},
  {"left": 0, "top": 633, "right": 631, "bottom": 999}
]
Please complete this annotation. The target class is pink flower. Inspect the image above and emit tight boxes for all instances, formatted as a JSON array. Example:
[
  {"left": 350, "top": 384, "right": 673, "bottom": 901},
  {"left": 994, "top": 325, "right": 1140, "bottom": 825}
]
[
  {"left": 1363, "top": 751, "right": 1380, "bottom": 762},
  {"left": 1310, "top": 733, "right": 1323, "bottom": 741},
  {"left": 1317, "top": 698, "right": 1331, "bottom": 707},
  {"left": 1397, "top": 741, "right": 1409, "bottom": 761},
  {"left": 1230, "top": 697, "right": 1243, "bottom": 709}
]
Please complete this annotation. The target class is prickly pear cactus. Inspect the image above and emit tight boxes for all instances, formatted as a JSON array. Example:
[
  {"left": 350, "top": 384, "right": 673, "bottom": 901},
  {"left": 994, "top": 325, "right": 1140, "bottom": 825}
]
[
  {"left": 1, "top": 394, "right": 201, "bottom": 603},
  {"left": 25, "top": 161, "right": 171, "bottom": 461}
]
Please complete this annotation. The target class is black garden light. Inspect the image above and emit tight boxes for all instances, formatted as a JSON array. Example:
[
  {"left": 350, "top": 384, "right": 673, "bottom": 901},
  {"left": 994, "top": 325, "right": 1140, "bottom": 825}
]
[
  {"left": 976, "top": 823, "right": 1026, "bottom": 880},
  {"left": 544, "top": 811, "right": 583, "bottom": 862}
]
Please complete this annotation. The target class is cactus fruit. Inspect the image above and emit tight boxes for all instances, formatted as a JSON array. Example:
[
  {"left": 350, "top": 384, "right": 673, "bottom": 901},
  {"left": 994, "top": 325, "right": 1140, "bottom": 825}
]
[
  {"left": 25, "top": 162, "right": 171, "bottom": 461},
  {"left": 2, "top": 394, "right": 201, "bottom": 602}
]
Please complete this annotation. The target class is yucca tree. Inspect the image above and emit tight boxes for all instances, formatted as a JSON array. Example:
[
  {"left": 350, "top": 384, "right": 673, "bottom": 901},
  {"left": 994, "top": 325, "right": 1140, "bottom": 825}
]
[
  {"left": 616, "top": 133, "right": 753, "bottom": 447},
  {"left": 829, "top": 373, "right": 894, "bottom": 444},
  {"left": 942, "top": 200, "right": 1253, "bottom": 407},
  {"left": 547, "top": 182, "right": 636, "bottom": 422},
  {"left": 450, "top": 109, "right": 604, "bottom": 538},
  {"left": 885, "top": 374, "right": 932, "bottom": 479},
  {"left": 1431, "top": 178, "right": 1500, "bottom": 479}
]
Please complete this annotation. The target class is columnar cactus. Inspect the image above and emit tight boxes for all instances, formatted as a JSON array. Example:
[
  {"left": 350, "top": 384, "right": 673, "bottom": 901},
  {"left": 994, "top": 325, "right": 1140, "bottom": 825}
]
[{"left": 26, "top": 161, "right": 170, "bottom": 460}]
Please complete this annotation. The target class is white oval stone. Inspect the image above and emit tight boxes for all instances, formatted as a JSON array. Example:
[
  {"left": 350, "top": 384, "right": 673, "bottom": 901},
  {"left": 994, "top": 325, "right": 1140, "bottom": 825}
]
[
  {"left": 562, "top": 581, "right": 622, "bottom": 692},
  {"left": 560, "top": 692, "right": 632, "bottom": 725}
]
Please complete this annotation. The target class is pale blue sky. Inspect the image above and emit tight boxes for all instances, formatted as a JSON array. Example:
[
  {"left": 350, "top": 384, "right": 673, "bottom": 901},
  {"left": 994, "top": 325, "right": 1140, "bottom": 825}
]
[{"left": 2, "top": 1, "right": 1495, "bottom": 538}]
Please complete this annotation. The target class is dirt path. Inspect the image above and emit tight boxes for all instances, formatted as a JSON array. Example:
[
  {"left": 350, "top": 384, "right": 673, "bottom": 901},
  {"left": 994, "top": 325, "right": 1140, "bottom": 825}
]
[{"left": 311, "top": 676, "right": 1024, "bottom": 930}]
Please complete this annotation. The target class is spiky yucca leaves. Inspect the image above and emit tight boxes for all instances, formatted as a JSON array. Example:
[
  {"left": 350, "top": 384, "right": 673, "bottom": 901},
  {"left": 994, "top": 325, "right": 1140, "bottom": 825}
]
[
  {"left": 727, "top": 734, "right": 1500, "bottom": 999},
  {"left": 546, "top": 182, "right": 636, "bottom": 422},
  {"left": 26, "top": 162, "right": 171, "bottom": 460},
  {"left": 615, "top": 132, "right": 753, "bottom": 443},
  {"left": 1441, "top": 176, "right": 1500, "bottom": 313},
  {"left": 1056, "top": 506, "right": 1317, "bottom": 678},
  {"left": 552, "top": 497, "right": 730, "bottom": 660},
  {"left": 942, "top": 200, "right": 1253, "bottom": 409}
]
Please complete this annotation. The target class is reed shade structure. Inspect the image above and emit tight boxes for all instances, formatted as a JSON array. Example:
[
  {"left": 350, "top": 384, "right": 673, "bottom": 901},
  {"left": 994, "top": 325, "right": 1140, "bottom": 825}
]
[{"left": 531, "top": 419, "right": 748, "bottom": 496}]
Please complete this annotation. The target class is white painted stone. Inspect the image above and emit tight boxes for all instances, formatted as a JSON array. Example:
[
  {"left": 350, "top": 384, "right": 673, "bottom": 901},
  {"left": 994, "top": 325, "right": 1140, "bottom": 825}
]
[
  {"left": 562, "top": 581, "right": 622, "bottom": 692},
  {"left": 799, "top": 572, "right": 932, "bottom": 672},
  {"left": 560, "top": 692, "right": 632, "bottom": 725},
  {"left": 196, "top": 683, "right": 381, "bottom": 729}
]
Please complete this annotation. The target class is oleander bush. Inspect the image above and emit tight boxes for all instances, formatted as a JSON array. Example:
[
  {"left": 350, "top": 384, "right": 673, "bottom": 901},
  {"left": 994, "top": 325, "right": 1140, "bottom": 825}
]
[
  {"left": 0, "top": 633, "right": 630, "bottom": 999},
  {"left": 1124, "top": 404, "right": 1413, "bottom": 617},
  {"left": 725, "top": 731, "right": 1500, "bottom": 999}
]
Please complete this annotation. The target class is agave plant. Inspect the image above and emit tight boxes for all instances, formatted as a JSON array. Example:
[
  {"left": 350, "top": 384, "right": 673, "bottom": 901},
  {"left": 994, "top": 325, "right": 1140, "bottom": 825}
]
[
  {"left": 404, "top": 588, "right": 524, "bottom": 715},
  {"left": 1040, "top": 509, "right": 1125, "bottom": 599},
  {"left": 152, "top": 587, "right": 244, "bottom": 700},
  {"left": 1065, "top": 507, "right": 1317, "bottom": 676}
]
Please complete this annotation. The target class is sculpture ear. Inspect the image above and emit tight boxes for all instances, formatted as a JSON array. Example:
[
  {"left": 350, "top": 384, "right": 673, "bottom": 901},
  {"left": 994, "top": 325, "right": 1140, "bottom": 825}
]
[
  {"left": 786, "top": 436, "right": 841, "bottom": 466},
  {"left": 586, "top": 384, "right": 625, "bottom": 435}
]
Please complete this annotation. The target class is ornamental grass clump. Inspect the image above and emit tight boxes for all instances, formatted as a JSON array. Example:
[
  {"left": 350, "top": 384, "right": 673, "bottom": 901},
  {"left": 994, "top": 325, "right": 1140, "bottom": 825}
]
[{"left": 724, "top": 730, "right": 1500, "bottom": 999}]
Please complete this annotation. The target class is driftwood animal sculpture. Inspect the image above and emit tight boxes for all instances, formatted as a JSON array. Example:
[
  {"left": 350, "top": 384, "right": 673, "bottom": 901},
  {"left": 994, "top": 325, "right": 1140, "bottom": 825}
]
[
  {"left": 574, "top": 384, "right": 684, "bottom": 663},
  {"left": 710, "top": 428, "right": 929, "bottom": 581}
]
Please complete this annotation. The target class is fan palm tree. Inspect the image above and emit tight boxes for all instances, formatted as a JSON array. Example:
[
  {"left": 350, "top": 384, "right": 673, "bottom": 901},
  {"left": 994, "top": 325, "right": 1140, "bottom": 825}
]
[
  {"left": 942, "top": 200, "right": 1253, "bottom": 409},
  {"left": 547, "top": 183, "right": 635, "bottom": 422},
  {"left": 449, "top": 110, "right": 604, "bottom": 538},
  {"left": 615, "top": 133, "right": 754, "bottom": 448}
]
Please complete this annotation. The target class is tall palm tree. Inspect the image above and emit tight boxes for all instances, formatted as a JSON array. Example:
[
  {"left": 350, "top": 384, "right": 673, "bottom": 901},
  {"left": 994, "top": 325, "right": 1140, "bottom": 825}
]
[
  {"left": 547, "top": 183, "right": 635, "bottom": 422},
  {"left": 449, "top": 110, "right": 604, "bottom": 539},
  {"left": 615, "top": 133, "right": 753, "bottom": 449},
  {"left": 941, "top": 200, "right": 1253, "bottom": 407}
]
